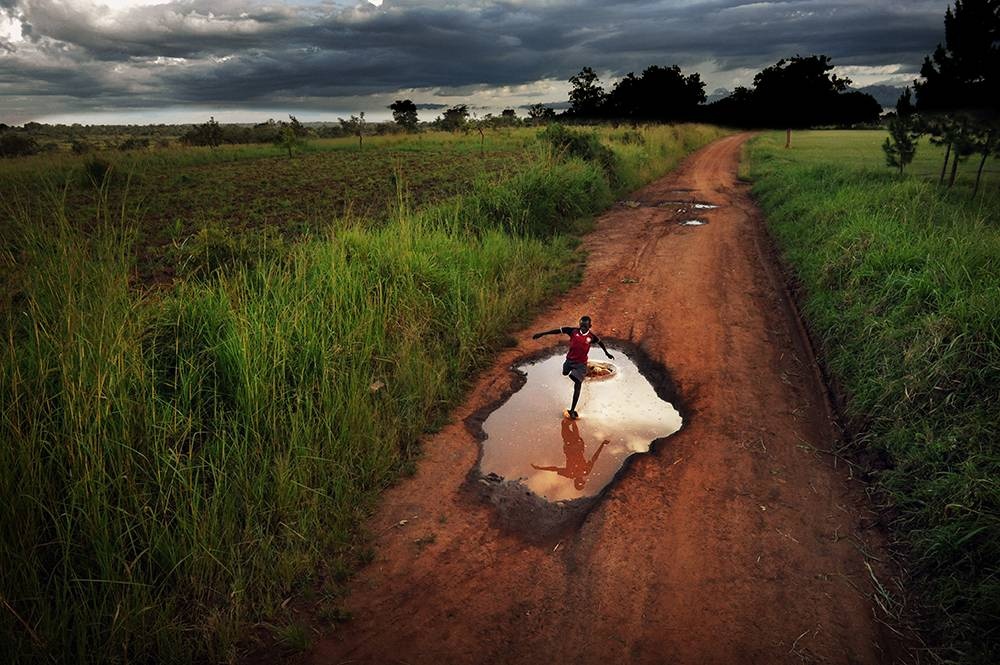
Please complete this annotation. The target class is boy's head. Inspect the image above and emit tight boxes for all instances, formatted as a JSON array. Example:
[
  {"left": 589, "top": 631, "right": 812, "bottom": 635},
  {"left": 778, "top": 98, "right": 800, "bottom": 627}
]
[{"left": 579, "top": 315, "right": 592, "bottom": 332}]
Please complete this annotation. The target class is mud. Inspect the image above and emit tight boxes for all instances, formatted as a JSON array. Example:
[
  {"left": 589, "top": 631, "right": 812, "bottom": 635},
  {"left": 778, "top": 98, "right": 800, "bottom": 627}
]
[{"left": 297, "top": 134, "right": 911, "bottom": 665}]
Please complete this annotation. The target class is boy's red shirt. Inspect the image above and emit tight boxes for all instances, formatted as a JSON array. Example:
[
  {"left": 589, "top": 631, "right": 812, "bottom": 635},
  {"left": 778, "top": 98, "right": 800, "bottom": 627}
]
[{"left": 566, "top": 328, "right": 595, "bottom": 363}]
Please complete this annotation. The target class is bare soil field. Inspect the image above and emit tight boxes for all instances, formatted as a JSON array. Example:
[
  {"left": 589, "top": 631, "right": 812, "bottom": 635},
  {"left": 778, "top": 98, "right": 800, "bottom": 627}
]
[{"left": 294, "top": 134, "right": 909, "bottom": 665}]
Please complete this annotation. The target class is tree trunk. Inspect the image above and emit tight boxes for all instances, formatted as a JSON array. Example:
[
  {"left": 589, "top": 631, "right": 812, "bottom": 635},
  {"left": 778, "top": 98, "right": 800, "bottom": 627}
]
[
  {"left": 358, "top": 134, "right": 363, "bottom": 150},
  {"left": 948, "top": 150, "right": 960, "bottom": 187},
  {"left": 939, "top": 142, "right": 951, "bottom": 185},
  {"left": 785, "top": 128, "right": 791, "bottom": 149},
  {"left": 973, "top": 150, "right": 989, "bottom": 197}
]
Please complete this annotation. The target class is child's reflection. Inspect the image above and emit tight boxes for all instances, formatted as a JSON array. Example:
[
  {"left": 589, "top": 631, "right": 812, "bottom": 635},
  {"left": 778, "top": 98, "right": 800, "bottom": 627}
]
[{"left": 532, "top": 418, "right": 610, "bottom": 490}]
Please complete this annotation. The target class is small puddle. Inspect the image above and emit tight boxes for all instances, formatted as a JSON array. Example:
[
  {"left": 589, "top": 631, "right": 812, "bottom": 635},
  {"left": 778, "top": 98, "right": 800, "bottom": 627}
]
[
  {"left": 692, "top": 203, "right": 718, "bottom": 209},
  {"left": 680, "top": 219, "right": 707, "bottom": 226},
  {"left": 471, "top": 346, "right": 682, "bottom": 539}
]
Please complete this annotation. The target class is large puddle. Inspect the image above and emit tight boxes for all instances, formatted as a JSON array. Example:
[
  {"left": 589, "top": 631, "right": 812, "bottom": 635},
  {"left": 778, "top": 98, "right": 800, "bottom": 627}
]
[{"left": 473, "top": 348, "right": 682, "bottom": 529}]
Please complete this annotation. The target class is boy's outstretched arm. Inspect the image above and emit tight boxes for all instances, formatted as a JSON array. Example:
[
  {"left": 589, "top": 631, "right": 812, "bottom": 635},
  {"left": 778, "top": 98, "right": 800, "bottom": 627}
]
[
  {"left": 532, "top": 326, "right": 572, "bottom": 340},
  {"left": 594, "top": 334, "right": 614, "bottom": 359}
]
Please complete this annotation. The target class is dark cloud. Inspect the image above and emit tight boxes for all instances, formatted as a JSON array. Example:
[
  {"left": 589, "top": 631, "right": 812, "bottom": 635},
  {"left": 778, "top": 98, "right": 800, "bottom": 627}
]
[{"left": 0, "top": 0, "right": 953, "bottom": 120}]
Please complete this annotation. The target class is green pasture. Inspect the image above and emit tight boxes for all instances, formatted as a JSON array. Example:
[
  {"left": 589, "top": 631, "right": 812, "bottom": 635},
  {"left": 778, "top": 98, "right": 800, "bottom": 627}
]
[
  {"left": 774, "top": 129, "right": 1000, "bottom": 191},
  {"left": 749, "top": 130, "right": 1000, "bottom": 665}
]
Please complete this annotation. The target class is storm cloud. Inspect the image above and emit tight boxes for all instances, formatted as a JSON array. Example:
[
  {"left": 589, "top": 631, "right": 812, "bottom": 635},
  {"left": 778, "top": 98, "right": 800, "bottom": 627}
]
[{"left": 0, "top": 0, "right": 952, "bottom": 122}]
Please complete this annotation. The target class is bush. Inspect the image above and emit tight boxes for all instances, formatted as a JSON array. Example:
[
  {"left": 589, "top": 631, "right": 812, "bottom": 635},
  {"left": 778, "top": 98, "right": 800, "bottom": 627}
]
[
  {"left": 71, "top": 139, "right": 93, "bottom": 155},
  {"left": 81, "top": 156, "right": 116, "bottom": 187},
  {"left": 118, "top": 137, "right": 150, "bottom": 151},
  {"left": 538, "top": 124, "right": 620, "bottom": 185},
  {"left": 0, "top": 132, "right": 39, "bottom": 158}
]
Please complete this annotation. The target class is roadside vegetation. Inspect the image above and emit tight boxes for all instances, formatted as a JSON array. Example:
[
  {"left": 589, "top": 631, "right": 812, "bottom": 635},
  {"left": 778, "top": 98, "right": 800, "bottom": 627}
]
[
  {"left": 0, "top": 123, "right": 726, "bottom": 663},
  {"left": 748, "top": 130, "right": 999, "bottom": 664}
]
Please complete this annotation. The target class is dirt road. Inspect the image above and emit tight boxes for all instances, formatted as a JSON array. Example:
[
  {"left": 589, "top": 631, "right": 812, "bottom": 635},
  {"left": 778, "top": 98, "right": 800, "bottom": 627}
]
[{"left": 303, "top": 134, "right": 905, "bottom": 664}]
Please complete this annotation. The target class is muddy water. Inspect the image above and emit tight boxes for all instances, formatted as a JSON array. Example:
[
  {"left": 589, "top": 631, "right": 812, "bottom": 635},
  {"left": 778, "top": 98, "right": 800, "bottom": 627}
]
[{"left": 479, "top": 351, "right": 682, "bottom": 502}]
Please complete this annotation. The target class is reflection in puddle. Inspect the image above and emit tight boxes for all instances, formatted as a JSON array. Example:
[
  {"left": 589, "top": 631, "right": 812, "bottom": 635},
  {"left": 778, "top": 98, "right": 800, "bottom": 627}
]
[
  {"left": 693, "top": 203, "right": 718, "bottom": 209},
  {"left": 531, "top": 419, "right": 610, "bottom": 492},
  {"left": 680, "top": 219, "right": 707, "bottom": 226},
  {"left": 479, "top": 351, "right": 682, "bottom": 502}
]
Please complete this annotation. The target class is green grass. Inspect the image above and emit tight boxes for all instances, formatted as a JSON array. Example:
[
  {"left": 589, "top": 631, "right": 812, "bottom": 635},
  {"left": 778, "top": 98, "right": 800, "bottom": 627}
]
[
  {"left": 1, "top": 123, "right": 727, "bottom": 664},
  {"left": 780, "top": 129, "right": 1000, "bottom": 190},
  {"left": 748, "top": 130, "right": 1000, "bottom": 664}
]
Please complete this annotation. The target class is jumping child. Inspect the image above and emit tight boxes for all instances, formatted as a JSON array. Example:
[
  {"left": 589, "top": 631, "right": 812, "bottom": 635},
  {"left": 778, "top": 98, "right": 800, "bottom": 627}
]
[{"left": 532, "top": 315, "right": 614, "bottom": 419}]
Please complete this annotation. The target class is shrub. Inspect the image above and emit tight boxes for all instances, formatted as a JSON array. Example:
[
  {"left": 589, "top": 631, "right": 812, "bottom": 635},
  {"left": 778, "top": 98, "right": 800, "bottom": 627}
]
[
  {"left": 71, "top": 139, "right": 93, "bottom": 155},
  {"left": 81, "top": 155, "right": 116, "bottom": 187},
  {"left": 0, "top": 132, "right": 39, "bottom": 158},
  {"left": 538, "top": 123, "right": 620, "bottom": 185},
  {"left": 118, "top": 137, "right": 151, "bottom": 151}
]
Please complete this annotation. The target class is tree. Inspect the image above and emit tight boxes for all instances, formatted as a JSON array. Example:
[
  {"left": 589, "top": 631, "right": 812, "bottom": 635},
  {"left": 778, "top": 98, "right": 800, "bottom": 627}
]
[
  {"left": 273, "top": 115, "right": 309, "bottom": 158},
  {"left": 527, "top": 103, "right": 557, "bottom": 124},
  {"left": 568, "top": 67, "right": 606, "bottom": 118},
  {"left": 970, "top": 120, "right": 1000, "bottom": 195},
  {"left": 287, "top": 114, "right": 310, "bottom": 138},
  {"left": 338, "top": 112, "right": 367, "bottom": 149},
  {"left": 752, "top": 55, "right": 851, "bottom": 128},
  {"left": 882, "top": 116, "right": 921, "bottom": 174},
  {"left": 182, "top": 116, "right": 223, "bottom": 148},
  {"left": 389, "top": 99, "right": 419, "bottom": 131},
  {"left": 202, "top": 116, "right": 222, "bottom": 148},
  {"left": 944, "top": 114, "right": 978, "bottom": 186},
  {"left": 915, "top": 1, "right": 1000, "bottom": 192},
  {"left": 469, "top": 114, "right": 491, "bottom": 152},
  {"left": 440, "top": 105, "right": 469, "bottom": 131},
  {"left": 605, "top": 65, "right": 706, "bottom": 121},
  {"left": 702, "top": 55, "right": 877, "bottom": 129},
  {"left": 896, "top": 87, "right": 916, "bottom": 118},
  {"left": 916, "top": 0, "right": 1000, "bottom": 114}
]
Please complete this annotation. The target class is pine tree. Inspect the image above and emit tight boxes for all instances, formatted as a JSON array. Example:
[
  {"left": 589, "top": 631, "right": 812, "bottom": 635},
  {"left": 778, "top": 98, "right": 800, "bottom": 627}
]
[{"left": 882, "top": 116, "right": 920, "bottom": 174}]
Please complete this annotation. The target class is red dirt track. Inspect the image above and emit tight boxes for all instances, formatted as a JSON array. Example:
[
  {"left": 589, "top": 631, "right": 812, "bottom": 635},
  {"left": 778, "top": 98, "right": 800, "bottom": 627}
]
[{"left": 303, "top": 134, "right": 906, "bottom": 664}]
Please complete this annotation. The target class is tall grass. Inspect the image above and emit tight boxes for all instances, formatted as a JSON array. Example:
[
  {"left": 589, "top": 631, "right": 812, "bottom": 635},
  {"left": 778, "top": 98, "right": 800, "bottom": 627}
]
[
  {"left": 1, "top": 124, "right": 725, "bottom": 663},
  {"left": 748, "top": 131, "right": 1000, "bottom": 664}
]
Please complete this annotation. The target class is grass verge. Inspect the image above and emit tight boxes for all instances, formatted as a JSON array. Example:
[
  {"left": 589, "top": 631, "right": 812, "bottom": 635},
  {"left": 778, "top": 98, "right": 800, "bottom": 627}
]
[{"left": 748, "top": 130, "right": 999, "bottom": 664}]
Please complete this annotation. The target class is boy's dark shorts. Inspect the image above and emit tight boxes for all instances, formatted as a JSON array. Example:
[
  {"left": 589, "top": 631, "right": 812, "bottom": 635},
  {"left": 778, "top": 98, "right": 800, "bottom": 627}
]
[{"left": 562, "top": 360, "right": 587, "bottom": 383}]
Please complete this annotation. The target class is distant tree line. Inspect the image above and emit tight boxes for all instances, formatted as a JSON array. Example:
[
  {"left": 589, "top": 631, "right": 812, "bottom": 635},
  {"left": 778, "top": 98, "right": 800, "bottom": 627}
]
[
  {"left": 3, "top": 53, "right": 885, "bottom": 160},
  {"left": 557, "top": 56, "right": 881, "bottom": 128}
]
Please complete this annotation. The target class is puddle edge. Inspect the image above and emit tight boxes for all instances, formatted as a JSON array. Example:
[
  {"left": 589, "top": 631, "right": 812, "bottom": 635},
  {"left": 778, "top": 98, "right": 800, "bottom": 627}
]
[{"left": 462, "top": 339, "right": 690, "bottom": 544}]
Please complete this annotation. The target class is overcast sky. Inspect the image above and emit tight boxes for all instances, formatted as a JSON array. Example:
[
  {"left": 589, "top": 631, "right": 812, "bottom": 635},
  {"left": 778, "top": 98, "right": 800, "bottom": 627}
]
[{"left": 0, "top": 0, "right": 952, "bottom": 125}]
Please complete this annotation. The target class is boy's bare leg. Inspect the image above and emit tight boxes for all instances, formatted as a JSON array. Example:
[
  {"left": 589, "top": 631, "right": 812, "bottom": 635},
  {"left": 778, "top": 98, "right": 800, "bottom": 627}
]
[{"left": 569, "top": 379, "right": 582, "bottom": 418}]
